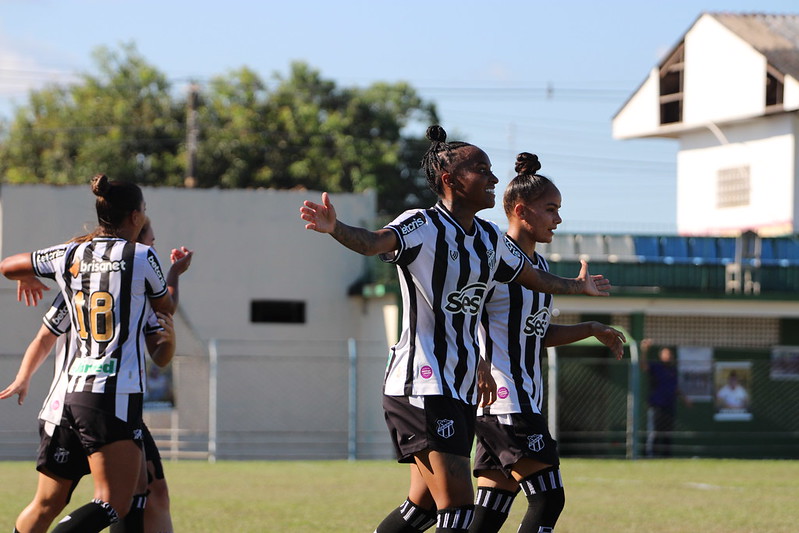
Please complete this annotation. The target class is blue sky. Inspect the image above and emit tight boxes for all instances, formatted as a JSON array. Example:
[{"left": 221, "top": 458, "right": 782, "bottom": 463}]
[{"left": 1, "top": 0, "right": 796, "bottom": 233}]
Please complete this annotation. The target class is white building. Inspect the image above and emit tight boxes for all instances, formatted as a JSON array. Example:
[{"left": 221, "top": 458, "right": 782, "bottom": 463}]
[
  {"left": 0, "top": 185, "right": 397, "bottom": 459},
  {"left": 613, "top": 12, "right": 799, "bottom": 237}
]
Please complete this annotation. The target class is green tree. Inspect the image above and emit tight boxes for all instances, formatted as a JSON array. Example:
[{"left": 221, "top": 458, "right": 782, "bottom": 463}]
[
  {"left": 197, "top": 62, "right": 439, "bottom": 214},
  {"left": 0, "top": 43, "right": 184, "bottom": 185},
  {"left": 0, "top": 48, "right": 440, "bottom": 214}
]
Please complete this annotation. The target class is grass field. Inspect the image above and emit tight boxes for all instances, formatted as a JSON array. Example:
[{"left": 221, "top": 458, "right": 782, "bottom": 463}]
[{"left": 1, "top": 458, "right": 796, "bottom": 532}]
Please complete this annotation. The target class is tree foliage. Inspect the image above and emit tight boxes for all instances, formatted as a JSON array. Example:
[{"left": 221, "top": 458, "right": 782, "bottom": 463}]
[{"left": 0, "top": 45, "right": 440, "bottom": 214}]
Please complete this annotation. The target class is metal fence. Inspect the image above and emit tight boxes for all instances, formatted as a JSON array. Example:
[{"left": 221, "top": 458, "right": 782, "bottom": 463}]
[{"left": 4, "top": 340, "right": 798, "bottom": 461}]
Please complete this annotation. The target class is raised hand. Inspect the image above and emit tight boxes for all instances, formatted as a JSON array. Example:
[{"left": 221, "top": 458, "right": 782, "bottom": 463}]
[
  {"left": 170, "top": 246, "right": 194, "bottom": 275},
  {"left": 300, "top": 192, "right": 337, "bottom": 234}
]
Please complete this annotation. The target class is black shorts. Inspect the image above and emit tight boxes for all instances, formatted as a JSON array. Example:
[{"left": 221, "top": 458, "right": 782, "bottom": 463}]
[
  {"left": 62, "top": 392, "right": 144, "bottom": 455},
  {"left": 36, "top": 421, "right": 90, "bottom": 498},
  {"left": 383, "top": 394, "right": 477, "bottom": 463},
  {"left": 141, "top": 422, "right": 165, "bottom": 481},
  {"left": 474, "top": 412, "right": 559, "bottom": 477}
]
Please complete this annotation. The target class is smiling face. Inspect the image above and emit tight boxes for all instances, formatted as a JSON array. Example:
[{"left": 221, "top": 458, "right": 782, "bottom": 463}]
[
  {"left": 446, "top": 145, "right": 499, "bottom": 213},
  {"left": 516, "top": 182, "right": 562, "bottom": 244}
]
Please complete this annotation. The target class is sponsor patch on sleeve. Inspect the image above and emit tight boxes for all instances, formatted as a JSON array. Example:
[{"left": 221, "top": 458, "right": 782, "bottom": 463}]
[{"left": 397, "top": 212, "right": 426, "bottom": 236}]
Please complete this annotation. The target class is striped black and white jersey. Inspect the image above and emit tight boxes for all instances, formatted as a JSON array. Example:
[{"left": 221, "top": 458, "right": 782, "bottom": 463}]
[
  {"left": 479, "top": 235, "right": 553, "bottom": 416},
  {"left": 38, "top": 294, "right": 72, "bottom": 433},
  {"left": 37, "top": 294, "right": 163, "bottom": 431},
  {"left": 31, "top": 237, "right": 169, "bottom": 394},
  {"left": 380, "top": 203, "right": 525, "bottom": 404}
]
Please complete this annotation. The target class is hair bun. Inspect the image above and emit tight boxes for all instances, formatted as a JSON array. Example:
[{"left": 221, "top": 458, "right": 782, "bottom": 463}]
[
  {"left": 91, "top": 174, "right": 111, "bottom": 197},
  {"left": 426, "top": 125, "right": 447, "bottom": 143},
  {"left": 514, "top": 152, "right": 541, "bottom": 175}
]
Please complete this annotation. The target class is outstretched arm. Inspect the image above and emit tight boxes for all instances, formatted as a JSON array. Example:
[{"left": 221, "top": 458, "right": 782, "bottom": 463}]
[
  {"left": 2, "top": 254, "right": 49, "bottom": 306},
  {"left": 515, "top": 259, "right": 610, "bottom": 296},
  {"left": 0, "top": 252, "right": 34, "bottom": 280},
  {"left": 544, "top": 322, "right": 626, "bottom": 360},
  {"left": 300, "top": 192, "right": 398, "bottom": 256},
  {"left": 0, "top": 325, "right": 58, "bottom": 405}
]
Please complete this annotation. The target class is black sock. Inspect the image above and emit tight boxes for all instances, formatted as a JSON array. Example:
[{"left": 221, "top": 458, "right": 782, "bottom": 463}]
[
  {"left": 109, "top": 493, "right": 147, "bottom": 532},
  {"left": 375, "top": 498, "right": 437, "bottom": 532},
  {"left": 436, "top": 505, "right": 474, "bottom": 533},
  {"left": 469, "top": 486, "right": 517, "bottom": 533},
  {"left": 50, "top": 499, "right": 119, "bottom": 533},
  {"left": 518, "top": 468, "right": 565, "bottom": 533}
]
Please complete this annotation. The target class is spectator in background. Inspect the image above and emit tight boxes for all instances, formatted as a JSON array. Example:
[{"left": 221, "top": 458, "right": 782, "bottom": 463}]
[{"left": 640, "top": 339, "right": 690, "bottom": 457}]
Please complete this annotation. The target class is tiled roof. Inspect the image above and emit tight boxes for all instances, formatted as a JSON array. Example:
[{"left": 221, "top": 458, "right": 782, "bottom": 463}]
[{"left": 711, "top": 13, "right": 799, "bottom": 79}]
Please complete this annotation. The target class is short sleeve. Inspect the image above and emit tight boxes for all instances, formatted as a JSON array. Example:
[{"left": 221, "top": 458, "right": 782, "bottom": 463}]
[
  {"left": 31, "top": 244, "right": 71, "bottom": 280},
  {"left": 493, "top": 232, "right": 525, "bottom": 284},
  {"left": 379, "top": 210, "right": 427, "bottom": 265},
  {"left": 144, "top": 247, "right": 169, "bottom": 298},
  {"left": 42, "top": 293, "right": 71, "bottom": 336}
]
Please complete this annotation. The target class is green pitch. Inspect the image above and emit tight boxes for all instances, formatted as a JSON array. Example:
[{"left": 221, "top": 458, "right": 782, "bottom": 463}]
[{"left": 1, "top": 458, "right": 796, "bottom": 532}]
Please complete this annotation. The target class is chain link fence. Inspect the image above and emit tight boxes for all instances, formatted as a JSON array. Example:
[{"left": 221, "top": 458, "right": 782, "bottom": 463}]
[{"left": 4, "top": 340, "right": 798, "bottom": 461}]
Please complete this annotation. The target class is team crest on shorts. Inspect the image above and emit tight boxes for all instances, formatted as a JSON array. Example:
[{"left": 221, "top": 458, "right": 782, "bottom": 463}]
[
  {"left": 53, "top": 447, "right": 70, "bottom": 464},
  {"left": 527, "top": 434, "right": 545, "bottom": 452},
  {"left": 436, "top": 419, "right": 455, "bottom": 439}
]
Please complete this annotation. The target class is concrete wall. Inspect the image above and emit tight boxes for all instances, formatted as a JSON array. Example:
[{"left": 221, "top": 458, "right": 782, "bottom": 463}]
[{"left": 0, "top": 184, "right": 398, "bottom": 459}]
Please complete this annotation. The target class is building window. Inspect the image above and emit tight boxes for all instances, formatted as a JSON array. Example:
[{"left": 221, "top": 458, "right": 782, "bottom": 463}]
[
  {"left": 659, "top": 42, "right": 684, "bottom": 125},
  {"left": 766, "top": 64, "right": 784, "bottom": 108},
  {"left": 716, "top": 166, "right": 751, "bottom": 208},
  {"left": 251, "top": 300, "right": 306, "bottom": 324}
]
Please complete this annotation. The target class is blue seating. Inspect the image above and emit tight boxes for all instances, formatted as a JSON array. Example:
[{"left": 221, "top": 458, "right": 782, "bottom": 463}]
[
  {"left": 716, "top": 238, "right": 736, "bottom": 264},
  {"left": 760, "top": 238, "right": 782, "bottom": 266},
  {"left": 660, "top": 236, "right": 691, "bottom": 264},
  {"left": 632, "top": 236, "right": 661, "bottom": 262},
  {"left": 688, "top": 236, "right": 720, "bottom": 265},
  {"left": 774, "top": 237, "right": 799, "bottom": 266}
]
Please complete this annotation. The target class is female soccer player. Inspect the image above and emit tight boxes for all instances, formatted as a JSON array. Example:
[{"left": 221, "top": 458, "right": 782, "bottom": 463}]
[
  {"left": 0, "top": 175, "right": 178, "bottom": 533},
  {"left": 1, "top": 217, "right": 190, "bottom": 533},
  {"left": 468, "top": 153, "right": 626, "bottom": 533},
  {"left": 300, "top": 127, "right": 611, "bottom": 533}
]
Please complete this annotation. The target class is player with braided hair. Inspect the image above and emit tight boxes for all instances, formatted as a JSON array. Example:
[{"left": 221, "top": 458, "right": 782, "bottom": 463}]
[
  {"left": 468, "top": 153, "right": 625, "bottom": 533},
  {"left": 301, "top": 127, "right": 611, "bottom": 533}
]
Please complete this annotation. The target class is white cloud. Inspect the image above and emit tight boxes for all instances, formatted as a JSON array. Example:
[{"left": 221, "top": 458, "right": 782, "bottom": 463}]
[{"left": 0, "top": 34, "right": 81, "bottom": 113}]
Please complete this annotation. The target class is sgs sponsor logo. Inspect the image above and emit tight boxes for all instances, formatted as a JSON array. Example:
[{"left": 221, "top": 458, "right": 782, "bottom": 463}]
[
  {"left": 523, "top": 308, "right": 551, "bottom": 337},
  {"left": 444, "top": 282, "right": 488, "bottom": 315}
]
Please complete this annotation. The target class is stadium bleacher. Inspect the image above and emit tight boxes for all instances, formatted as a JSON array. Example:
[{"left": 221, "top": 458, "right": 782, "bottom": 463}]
[
  {"left": 576, "top": 234, "right": 607, "bottom": 262},
  {"left": 539, "top": 233, "right": 797, "bottom": 267}
]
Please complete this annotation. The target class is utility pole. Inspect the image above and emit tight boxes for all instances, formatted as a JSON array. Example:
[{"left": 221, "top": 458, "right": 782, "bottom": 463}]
[{"left": 185, "top": 83, "right": 199, "bottom": 188}]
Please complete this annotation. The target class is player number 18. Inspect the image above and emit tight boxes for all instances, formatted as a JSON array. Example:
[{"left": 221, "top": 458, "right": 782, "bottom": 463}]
[{"left": 73, "top": 290, "right": 116, "bottom": 343}]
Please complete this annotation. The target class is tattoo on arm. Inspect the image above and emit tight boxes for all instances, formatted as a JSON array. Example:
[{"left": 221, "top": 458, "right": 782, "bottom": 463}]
[
  {"left": 330, "top": 220, "right": 383, "bottom": 256},
  {"left": 530, "top": 269, "right": 582, "bottom": 294}
]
